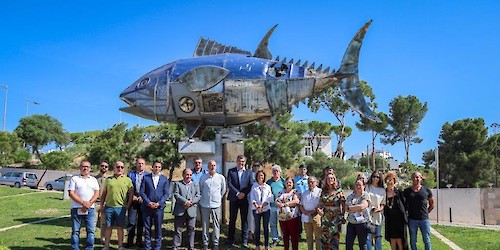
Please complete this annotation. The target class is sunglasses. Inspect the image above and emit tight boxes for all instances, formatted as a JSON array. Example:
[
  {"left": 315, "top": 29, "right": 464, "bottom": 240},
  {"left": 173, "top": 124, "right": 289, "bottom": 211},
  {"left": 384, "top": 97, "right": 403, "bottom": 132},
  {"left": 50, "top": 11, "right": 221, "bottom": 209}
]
[
  {"left": 100, "top": 165, "right": 108, "bottom": 168},
  {"left": 372, "top": 176, "right": 380, "bottom": 179},
  {"left": 115, "top": 166, "right": 125, "bottom": 169}
]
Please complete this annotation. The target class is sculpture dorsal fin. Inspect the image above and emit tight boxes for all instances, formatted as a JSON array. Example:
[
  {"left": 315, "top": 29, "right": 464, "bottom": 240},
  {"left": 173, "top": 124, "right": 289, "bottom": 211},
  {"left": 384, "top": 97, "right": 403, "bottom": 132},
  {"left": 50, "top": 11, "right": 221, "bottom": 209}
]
[
  {"left": 194, "top": 37, "right": 251, "bottom": 57},
  {"left": 253, "top": 24, "right": 278, "bottom": 59}
]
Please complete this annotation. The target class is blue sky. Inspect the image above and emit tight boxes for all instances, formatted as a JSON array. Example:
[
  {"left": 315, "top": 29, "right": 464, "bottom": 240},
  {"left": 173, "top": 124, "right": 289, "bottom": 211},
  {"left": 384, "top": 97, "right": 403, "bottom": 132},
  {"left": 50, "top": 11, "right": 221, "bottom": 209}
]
[{"left": 1, "top": 1, "right": 499, "bottom": 164}]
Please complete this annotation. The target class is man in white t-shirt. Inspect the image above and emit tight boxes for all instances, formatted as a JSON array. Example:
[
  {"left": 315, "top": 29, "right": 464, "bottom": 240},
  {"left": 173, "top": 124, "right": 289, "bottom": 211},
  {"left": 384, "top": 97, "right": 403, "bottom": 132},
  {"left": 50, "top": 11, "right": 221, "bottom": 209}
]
[{"left": 68, "top": 160, "right": 100, "bottom": 250}]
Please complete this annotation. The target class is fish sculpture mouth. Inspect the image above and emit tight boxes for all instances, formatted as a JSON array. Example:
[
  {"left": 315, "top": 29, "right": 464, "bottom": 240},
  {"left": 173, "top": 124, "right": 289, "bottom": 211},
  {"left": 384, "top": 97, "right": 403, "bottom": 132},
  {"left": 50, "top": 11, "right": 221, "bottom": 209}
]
[{"left": 120, "top": 20, "right": 379, "bottom": 138}]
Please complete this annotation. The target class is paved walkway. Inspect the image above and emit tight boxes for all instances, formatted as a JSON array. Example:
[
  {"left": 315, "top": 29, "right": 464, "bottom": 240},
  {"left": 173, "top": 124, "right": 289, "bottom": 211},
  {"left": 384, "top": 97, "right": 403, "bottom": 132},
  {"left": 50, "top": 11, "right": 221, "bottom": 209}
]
[{"left": 430, "top": 227, "right": 463, "bottom": 250}]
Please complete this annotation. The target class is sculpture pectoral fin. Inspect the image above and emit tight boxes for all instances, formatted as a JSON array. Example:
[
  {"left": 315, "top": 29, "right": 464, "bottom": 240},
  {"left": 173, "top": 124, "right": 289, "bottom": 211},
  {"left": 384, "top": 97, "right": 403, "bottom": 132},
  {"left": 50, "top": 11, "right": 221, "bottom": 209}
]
[{"left": 177, "top": 65, "right": 229, "bottom": 92}]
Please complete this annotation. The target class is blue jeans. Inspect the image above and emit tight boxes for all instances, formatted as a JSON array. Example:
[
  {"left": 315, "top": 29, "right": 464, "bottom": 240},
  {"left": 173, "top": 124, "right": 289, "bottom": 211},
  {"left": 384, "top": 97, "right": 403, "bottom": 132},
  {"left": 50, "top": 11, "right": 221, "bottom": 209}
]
[
  {"left": 71, "top": 208, "right": 95, "bottom": 250},
  {"left": 408, "top": 219, "right": 431, "bottom": 250},
  {"left": 270, "top": 206, "right": 280, "bottom": 241},
  {"left": 345, "top": 223, "right": 368, "bottom": 250},
  {"left": 366, "top": 224, "right": 382, "bottom": 250}
]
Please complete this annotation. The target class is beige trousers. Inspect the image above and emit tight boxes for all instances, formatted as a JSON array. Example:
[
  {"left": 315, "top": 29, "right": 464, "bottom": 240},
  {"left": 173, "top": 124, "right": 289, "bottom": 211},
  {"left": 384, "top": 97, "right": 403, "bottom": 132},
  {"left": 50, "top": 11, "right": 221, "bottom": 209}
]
[{"left": 303, "top": 214, "right": 322, "bottom": 250}]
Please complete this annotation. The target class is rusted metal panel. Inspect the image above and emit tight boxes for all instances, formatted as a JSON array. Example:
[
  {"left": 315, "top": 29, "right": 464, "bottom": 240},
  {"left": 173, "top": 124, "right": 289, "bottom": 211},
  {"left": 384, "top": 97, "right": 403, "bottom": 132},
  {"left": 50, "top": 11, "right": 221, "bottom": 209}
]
[
  {"left": 224, "top": 79, "right": 270, "bottom": 114},
  {"left": 286, "top": 78, "right": 315, "bottom": 105},
  {"left": 265, "top": 78, "right": 287, "bottom": 114}
]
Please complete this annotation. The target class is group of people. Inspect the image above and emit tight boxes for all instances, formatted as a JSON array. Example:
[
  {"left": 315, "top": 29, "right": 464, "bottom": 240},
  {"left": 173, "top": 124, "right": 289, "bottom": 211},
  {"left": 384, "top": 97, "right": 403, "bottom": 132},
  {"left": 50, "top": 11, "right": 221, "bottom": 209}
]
[
  {"left": 67, "top": 155, "right": 434, "bottom": 250},
  {"left": 68, "top": 159, "right": 170, "bottom": 250}
]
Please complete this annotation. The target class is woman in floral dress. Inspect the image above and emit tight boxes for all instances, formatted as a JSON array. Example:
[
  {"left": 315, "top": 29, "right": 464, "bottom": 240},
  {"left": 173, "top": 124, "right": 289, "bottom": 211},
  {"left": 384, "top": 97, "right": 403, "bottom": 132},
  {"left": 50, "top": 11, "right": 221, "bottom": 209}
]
[{"left": 318, "top": 173, "right": 346, "bottom": 250}]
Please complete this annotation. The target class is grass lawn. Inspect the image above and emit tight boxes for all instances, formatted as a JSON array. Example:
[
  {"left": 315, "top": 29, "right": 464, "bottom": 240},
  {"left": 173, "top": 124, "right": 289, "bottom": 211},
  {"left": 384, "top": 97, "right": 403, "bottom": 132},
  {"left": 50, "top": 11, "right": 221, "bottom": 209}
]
[
  {"left": 0, "top": 186, "right": 492, "bottom": 249},
  {"left": 0, "top": 186, "right": 36, "bottom": 197},
  {"left": 0, "top": 187, "right": 69, "bottom": 229},
  {"left": 433, "top": 225, "right": 500, "bottom": 250}
]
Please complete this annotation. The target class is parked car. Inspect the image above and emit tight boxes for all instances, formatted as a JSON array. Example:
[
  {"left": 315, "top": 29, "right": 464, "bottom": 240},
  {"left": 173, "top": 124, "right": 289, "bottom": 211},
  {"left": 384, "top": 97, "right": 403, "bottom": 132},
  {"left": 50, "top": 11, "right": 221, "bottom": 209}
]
[
  {"left": 45, "top": 176, "right": 69, "bottom": 191},
  {"left": 0, "top": 171, "right": 38, "bottom": 189}
]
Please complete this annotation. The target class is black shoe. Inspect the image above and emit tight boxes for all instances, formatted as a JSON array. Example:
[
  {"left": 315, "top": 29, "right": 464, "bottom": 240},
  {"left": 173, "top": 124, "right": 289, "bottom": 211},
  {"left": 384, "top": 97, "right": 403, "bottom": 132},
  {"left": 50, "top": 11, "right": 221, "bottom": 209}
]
[
  {"left": 124, "top": 242, "right": 133, "bottom": 248},
  {"left": 136, "top": 241, "right": 145, "bottom": 247}
]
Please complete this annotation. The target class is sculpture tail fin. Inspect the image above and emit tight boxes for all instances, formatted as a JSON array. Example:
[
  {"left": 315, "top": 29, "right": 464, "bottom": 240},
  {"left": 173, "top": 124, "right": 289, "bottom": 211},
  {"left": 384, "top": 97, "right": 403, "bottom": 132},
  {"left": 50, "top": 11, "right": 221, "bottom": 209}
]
[{"left": 334, "top": 20, "right": 380, "bottom": 122}]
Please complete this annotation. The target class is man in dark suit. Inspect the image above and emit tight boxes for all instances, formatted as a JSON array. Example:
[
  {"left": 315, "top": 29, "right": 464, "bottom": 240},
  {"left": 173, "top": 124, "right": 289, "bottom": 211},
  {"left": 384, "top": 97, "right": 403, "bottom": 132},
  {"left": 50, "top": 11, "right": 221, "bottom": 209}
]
[
  {"left": 140, "top": 160, "right": 170, "bottom": 250},
  {"left": 173, "top": 168, "right": 200, "bottom": 250},
  {"left": 126, "top": 158, "right": 150, "bottom": 248},
  {"left": 227, "top": 155, "right": 254, "bottom": 248}
]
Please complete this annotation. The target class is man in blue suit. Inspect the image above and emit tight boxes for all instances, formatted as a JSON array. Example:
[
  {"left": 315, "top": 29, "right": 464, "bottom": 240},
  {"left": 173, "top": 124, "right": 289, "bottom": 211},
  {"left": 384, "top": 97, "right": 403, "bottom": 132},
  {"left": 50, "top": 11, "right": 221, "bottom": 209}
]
[
  {"left": 227, "top": 155, "right": 254, "bottom": 248},
  {"left": 140, "top": 160, "right": 170, "bottom": 250},
  {"left": 173, "top": 168, "right": 200, "bottom": 250}
]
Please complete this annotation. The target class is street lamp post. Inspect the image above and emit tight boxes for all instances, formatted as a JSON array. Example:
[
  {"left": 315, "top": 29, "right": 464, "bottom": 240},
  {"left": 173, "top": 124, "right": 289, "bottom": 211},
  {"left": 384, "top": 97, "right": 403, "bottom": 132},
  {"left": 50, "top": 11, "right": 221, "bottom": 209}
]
[
  {"left": 26, "top": 99, "right": 40, "bottom": 116},
  {"left": 0, "top": 84, "right": 7, "bottom": 131}
]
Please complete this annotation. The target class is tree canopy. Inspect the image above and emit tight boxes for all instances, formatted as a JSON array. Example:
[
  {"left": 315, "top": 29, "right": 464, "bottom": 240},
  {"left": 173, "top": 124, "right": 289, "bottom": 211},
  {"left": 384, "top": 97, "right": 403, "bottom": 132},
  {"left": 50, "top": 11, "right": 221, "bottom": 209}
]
[
  {"left": 438, "top": 118, "right": 494, "bottom": 187},
  {"left": 382, "top": 95, "right": 428, "bottom": 162},
  {"left": 86, "top": 123, "right": 144, "bottom": 166},
  {"left": 244, "top": 113, "right": 307, "bottom": 168},
  {"left": 14, "top": 114, "right": 67, "bottom": 159},
  {"left": 0, "top": 131, "right": 23, "bottom": 165}
]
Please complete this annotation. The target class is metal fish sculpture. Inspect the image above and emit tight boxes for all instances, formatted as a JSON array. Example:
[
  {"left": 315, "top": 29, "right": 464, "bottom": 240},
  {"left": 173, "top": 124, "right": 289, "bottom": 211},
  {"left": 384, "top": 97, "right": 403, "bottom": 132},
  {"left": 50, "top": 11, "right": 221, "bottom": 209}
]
[{"left": 120, "top": 20, "right": 380, "bottom": 138}]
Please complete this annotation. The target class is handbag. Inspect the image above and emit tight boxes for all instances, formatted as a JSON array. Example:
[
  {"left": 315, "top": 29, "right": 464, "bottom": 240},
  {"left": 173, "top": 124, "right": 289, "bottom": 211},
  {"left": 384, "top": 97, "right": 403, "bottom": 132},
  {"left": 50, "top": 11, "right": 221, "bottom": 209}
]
[{"left": 365, "top": 222, "right": 377, "bottom": 234}]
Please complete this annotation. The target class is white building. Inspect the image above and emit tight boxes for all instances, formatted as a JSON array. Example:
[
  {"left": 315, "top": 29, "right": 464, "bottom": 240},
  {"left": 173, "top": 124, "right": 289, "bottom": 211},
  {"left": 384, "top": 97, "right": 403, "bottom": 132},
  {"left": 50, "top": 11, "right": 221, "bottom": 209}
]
[
  {"left": 351, "top": 149, "right": 400, "bottom": 170},
  {"left": 301, "top": 135, "right": 332, "bottom": 157}
]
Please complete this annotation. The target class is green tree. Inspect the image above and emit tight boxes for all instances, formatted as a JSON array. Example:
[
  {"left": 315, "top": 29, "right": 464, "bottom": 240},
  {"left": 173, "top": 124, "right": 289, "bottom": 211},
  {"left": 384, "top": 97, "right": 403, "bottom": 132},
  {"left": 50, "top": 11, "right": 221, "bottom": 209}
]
[
  {"left": 382, "top": 95, "right": 428, "bottom": 162},
  {"left": 244, "top": 113, "right": 307, "bottom": 168},
  {"left": 14, "top": 114, "right": 67, "bottom": 159},
  {"left": 0, "top": 131, "right": 23, "bottom": 165},
  {"left": 14, "top": 148, "right": 32, "bottom": 166},
  {"left": 355, "top": 111, "right": 388, "bottom": 169},
  {"left": 307, "top": 121, "right": 334, "bottom": 151},
  {"left": 304, "top": 151, "right": 356, "bottom": 184},
  {"left": 356, "top": 155, "right": 389, "bottom": 171},
  {"left": 485, "top": 134, "right": 500, "bottom": 187},
  {"left": 141, "top": 123, "right": 186, "bottom": 181},
  {"left": 438, "top": 118, "right": 494, "bottom": 187},
  {"left": 87, "top": 123, "right": 145, "bottom": 166},
  {"left": 422, "top": 149, "right": 436, "bottom": 168},
  {"left": 308, "top": 80, "right": 376, "bottom": 159},
  {"left": 40, "top": 151, "right": 72, "bottom": 170}
]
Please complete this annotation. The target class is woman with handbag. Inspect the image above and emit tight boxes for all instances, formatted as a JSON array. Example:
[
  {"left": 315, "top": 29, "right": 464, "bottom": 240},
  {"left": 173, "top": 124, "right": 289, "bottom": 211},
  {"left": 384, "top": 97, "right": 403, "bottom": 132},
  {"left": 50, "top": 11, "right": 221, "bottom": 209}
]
[
  {"left": 365, "top": 171, "right": 386, "bottom": 250},
  {"left": 345, "top": 179, "right": 371, "bottom": 250},
  {"left": 275, "top": 177, "right": 301, "bottom": 250}
]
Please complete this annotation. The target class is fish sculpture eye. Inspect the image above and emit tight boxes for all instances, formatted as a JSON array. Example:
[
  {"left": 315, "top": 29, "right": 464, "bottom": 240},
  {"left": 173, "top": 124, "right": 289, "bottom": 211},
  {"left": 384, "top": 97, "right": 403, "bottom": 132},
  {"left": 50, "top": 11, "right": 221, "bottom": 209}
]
[
  {"left": 137, "top": 77, "right": 150, "bottom": 88},
  {"left": 179, "top": 96, "right": 195, "bottom": 113}
]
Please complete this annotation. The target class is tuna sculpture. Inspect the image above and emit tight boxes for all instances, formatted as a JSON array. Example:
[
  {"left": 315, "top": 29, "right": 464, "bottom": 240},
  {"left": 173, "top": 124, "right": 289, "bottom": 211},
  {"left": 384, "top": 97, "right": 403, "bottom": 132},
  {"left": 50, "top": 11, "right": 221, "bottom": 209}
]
[{"left": 120, "top": 20, "right": 379, "bottom": 138}]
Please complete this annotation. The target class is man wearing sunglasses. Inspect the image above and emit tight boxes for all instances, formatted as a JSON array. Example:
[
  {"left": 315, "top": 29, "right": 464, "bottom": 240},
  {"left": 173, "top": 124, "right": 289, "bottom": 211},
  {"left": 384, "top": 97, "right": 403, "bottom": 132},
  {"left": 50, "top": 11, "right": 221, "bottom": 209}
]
[
  {"left": 95, "top": 160, "right": 110, "bottom": 243},
  {"left": 100, "top": 161, "right": 134, "bottom": 250}
]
